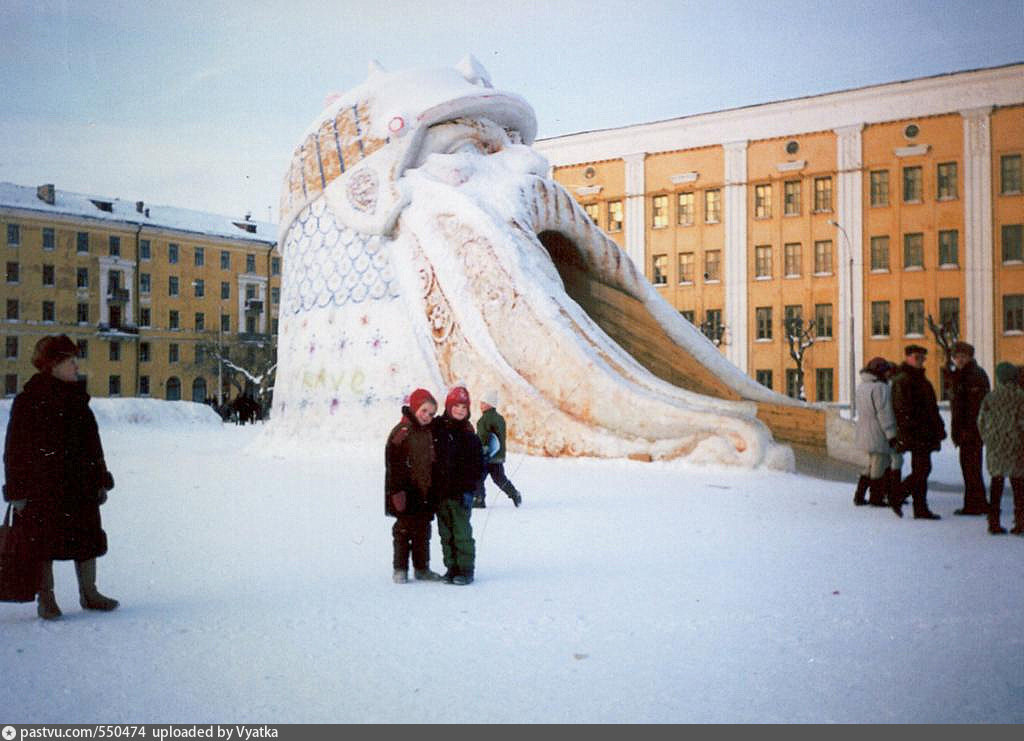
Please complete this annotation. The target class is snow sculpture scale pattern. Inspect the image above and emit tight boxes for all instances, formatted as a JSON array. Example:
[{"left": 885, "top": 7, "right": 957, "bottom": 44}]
[{"left": 273, "top": 57, "right": 796, "bottom": 468}]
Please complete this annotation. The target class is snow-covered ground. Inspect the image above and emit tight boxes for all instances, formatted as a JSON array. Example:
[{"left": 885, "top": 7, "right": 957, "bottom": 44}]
[{"left": 1, "top": 402, "right": 1021, "bottom": 723}]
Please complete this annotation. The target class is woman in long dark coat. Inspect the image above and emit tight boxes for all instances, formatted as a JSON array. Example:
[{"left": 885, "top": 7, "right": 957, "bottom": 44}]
[{"left": 3, "top": 334, "right": 119, "bottom": 619}]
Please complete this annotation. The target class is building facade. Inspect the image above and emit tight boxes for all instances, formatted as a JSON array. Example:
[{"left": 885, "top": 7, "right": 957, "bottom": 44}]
[
  {"left": 536, "top": 64, "right": 1023, "bottom": 407},
  {"left": 2, "top": 182, "right": 279, "bottom": 403}
]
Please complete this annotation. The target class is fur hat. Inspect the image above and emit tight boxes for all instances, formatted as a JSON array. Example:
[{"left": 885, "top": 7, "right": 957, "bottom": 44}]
[
  {"left": 904, "top": 344, "right": 928, "bottom": 356},
  {"left": 406, "top": 388, "right": 437, "bottom": 414},
  {"left": 951, "top": 341, "right": 975, "bottom": 357},
  {"left": 995, "top": 362, "right": 1020, "bottom": 385},
  {"left": 32, "top": 334, "right": 78, "bottom": 372},
  {"left": 480, "top": 390, "right": 499, "bottom": 408},
  {"left": 862, "top": 356, "right": 891, "bottom": 378},
  {"left": 445, "top": 384, "right": 471, "bottom": 415}
]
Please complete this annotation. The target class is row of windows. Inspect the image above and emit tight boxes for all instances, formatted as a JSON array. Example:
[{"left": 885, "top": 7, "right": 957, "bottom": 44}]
[
  {"left": 3, "top": 372, "right": 213, "bottom": 401},
  {"left": 4, "top": 300, "right": 278, "bottom": 334},
  {"left": 869, "top": 295, "right": 1024, "bottom": 336},
  {"left": 753, "top": 304, "right": 835, "bottom": 341},
  {"left": 652, "top": 241, "right": 836, "bottom": 284},
  {"left": 754, "top": 367, "right": 836, "bottom": 402}
]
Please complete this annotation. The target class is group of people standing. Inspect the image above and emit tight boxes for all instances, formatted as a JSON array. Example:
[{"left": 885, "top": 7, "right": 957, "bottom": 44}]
[
  {"left": 384, "top": 384, "right": 523, "bottom": 586},
  {"left": 854, "top": 341, "right": 1024, "bottom": 535}
]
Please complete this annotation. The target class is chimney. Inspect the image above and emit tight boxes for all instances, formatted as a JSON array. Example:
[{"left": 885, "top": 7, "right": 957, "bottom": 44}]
[
  {"left": 144, "top": 208, "right": 150, "bottom": 218},
  {"left": 37, "top": 184, "right": 55, "bottom": 205},
  {"left": 136, "top": 200, "right": 145, "bottom": 213},
  {"left": 244, "top": 211, "right": 252, "bottom": 221}
]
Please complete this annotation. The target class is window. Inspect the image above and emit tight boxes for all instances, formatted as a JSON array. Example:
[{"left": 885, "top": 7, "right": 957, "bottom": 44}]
[
  {"left": 1004, "top": 294, "right": 1024, "bottom": 332},
  {"left": 271, "top": 287, "right": 280, "bottom": 304},
  {"left": 194, "top": 247, "right": 205, "bottom": 267},
  {"left": 583, "top": 203, "right": 599, "bottom": 224},
  {"left": 195, "top": 312, "right": 205, "bottom": 331},
  {"left": 169, "top": 310, "right": 180, "bottom": 330},
  {"left": 109, "top": 342, "right": 121, "bottom": 362},
  {"left": 785, "top": 369, "right": 801, "bottom": 399},
  {"left": 652, "top": 254, "right": 668, "bottom": 285},
  {"left": 108, "top": 270, "right": 121, "bottom": 291},
  {"left": 221, "top": 314, "right": 231, "bottom": 333},
  {"left": 42, "top": 228, "right": 55, "bottom": 250},
  {"left": 77, "top": 303, "right": 89, "bottom": 323},
  {"left": 139, "top": 307, "right": 151, "bottom": 327},
  {"left": 704, "top": 189, "right": 722, "bottom": 223},
  {"left": 680, "top": 310, "right": 695, "bottom": 323},
  {"left": 140, "top": 239, "right": 151, "bottom": 260},
  {"left": 42, "top": 300, "right": 55, "bottom": 322},
  {"left": 221, "top": 281, "right": 231, "bottom": 300},
  {"left": 6, "top": 262, "right": 19, "bottom": 283},
  {"left": 607, "top": 201, "right": 623, "bottom": 232},
  {"left": 5, "top": 337, "right": 17, "bottom": 358},
  {"left": 783, "top": 243, "right": 801, "bottom": 277},
  {"left": 815, "top": 368, "right": 834, "bottom": 402},
  {"left": 756, "top": 370, "right": 773, "bottom": 389},
  {"left": 109, "top": 235, "right": 121, "bottom": 256},
  {"left": 168, "top": 344, "right": 179, "bottom": 363},
  {"left": 755, "top": 245, "right": 772, "bottom": 278},
  {"left": 813, "top": 240, "right": 832, "bottom": 274},
  {"left": 939, "top": 297, "right": 960, "bottom": 335},
  {"left": 77, "top": 267, "right": 89, "bottom": 288},
  {"left": 871, "top": 301, "right": 890, "bottom": 337},
  {"left": 166, "top": 377, "right": 181, "bottom": 401},
  {"left": 140, "top": 273, "right": 151, "bottom": 294},
  {"left": 193, "top": 279, "right": 205, "bottom": 298},
  {"left": 168, "top": 276, "right": 179, "bottom": 296},
  {"left": 76, "top": 231, "right": 89, "bottom": 253},
  {"left": 246, "top": 315, "right": 258, "bottom": 333},
  {"left": 903, "top": 233, "right": 924, "bottom": 269},
  {"left": 813, "top": 177, "right": 832, "bottom": 212},
  {"left": 1002, "top": 225, "right": 1023, "bottom": 262},
  {"left": 937, "top": 162, "right": 958, "bottom": 199},
  {"left": 139, "top": 376, "right": 150, "bottom": 396},
  {"left": 754, "top": 184, "right": 772, "bottom": 219},
  {"left": 6, "top": 299, "right": 18, "bottom": 320},
  {"left": 783, "top": 180, "right": 801, "bottom": 216},
  {"left": 221, "top": 250, "right": 231, "bottom": 270},
  {"left": 677, "top": 192, "right": 694, "bottom": 226},
  {"left": 76, "top": 340, "right": 88, "bottom": 359},
  {"left": 904, "top": 299, "right": 925, "bottom": 336},
  {"left": 678, "top": 252, "right": 694, "bottom": 283},
  {"left": 168, "top": 243, "right": 179, "bottom": 264},
  {"left": 245, "top": 283, "right": 257, "bottom": 300},
  {"left": 106, "top": 375, "right": 120, "bottom": 396},
  {"left": 903, "top": 166, "right": 922, "bottom": 202},
  {"left": 1000, "top": 154, "right": 1021, "bottom": 195},
  {"left": 870, "top": 236, "right": 890, "bottom": 271},
  {"left": 196, "top": 345, "right": 206, "bottom": 364},
  {"left": 704, "top": 250, "right": 721, "bottom": 281},
  {"left": 755, "top": 306, "right": 773, "bottom": 340},
  {"left": 652, "top": 195, "right": 668, "bottom": 228},
  {"left": 272, "top": 319, "right": 278, "bottom": 335},
  {"left": 704, "top": 309, "right": 723, "bottom": 338},
  {"left": 870, "top": 170, "right": 889, "bottom": 207},
  {"left": 814, "top": 303, "right": 833, "bottom": 339},
  {"left": 246, "top": 254, "right": 256, "bottom": 273},
  {"left": 140, "top": 342, "right": 150, "bottom": 362},
  {"left": 5, "top": 374, "right": 18, "bottom": 396},
  {"left": 938, "top": 230, "right": 959, "bottom": 266},
  {"left": 7, "top": 223, "right": 20, "bottom": 245},
  {"left": 42, "top": 264, "right": 55, "bottom": 286}
]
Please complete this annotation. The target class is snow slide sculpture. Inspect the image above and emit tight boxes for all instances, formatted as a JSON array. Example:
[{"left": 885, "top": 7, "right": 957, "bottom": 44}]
[{"left": 273, "top": 58, "right": 828, "bottom": 468}]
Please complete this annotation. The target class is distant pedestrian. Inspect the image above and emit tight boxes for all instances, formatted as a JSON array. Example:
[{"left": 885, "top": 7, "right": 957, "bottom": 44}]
[
  {"left": 890, "top": 344, "right": 946, "bottom": 520},
  {"left": 434, "top": 384, "right": 483, "bottom": 585},
  {"left": 472, "top": 391, "right": 523, "bottom": 508},
  {"left": 977, "top": 363, "right": 1024, "bottom": 535},
  {"left": 946, "top": 341, "right": 991, "bottom": 515},
  {"left": 384, "top": 388, "right": 443, "bottom": 583},
  {"left": 3, "top": 334, "right": 119, "bottom": 620},
  {"left": 853, "top": 357, "right": 897, "bottom": 507}
]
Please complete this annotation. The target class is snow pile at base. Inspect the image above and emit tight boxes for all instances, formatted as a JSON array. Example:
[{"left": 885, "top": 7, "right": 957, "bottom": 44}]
[{"left": 0, "top": 397, "right": 222, "bottom": 434}]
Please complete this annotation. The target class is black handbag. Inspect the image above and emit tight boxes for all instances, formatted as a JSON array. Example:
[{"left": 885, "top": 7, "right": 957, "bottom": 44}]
[{"left": 0, "top": 504, "right": 40, "bottom": 602}]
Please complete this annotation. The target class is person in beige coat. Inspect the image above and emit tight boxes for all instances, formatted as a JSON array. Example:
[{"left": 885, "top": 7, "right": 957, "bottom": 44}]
[
  {"left": 853, "top": 357, "right": 898, "bottom": 507},
  {"left": 977, "top": 362, "right": 1024, "bottom": 535}
]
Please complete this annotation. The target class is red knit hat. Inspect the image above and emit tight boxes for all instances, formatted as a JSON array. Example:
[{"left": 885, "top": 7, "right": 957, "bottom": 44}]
[
  {"left": 407, "top": 388, "right": 436, "bottom": 414},
  {"left": 445, "top": 384, "right": 471, "bottom": 415},
  {"left": 32, "top": 334, "right": 78, "bottom": 372}
]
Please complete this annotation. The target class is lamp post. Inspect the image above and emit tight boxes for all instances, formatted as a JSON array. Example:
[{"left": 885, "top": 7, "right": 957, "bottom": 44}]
[{"left": 827, "top": 219, "right": 857, "bottom": 419}]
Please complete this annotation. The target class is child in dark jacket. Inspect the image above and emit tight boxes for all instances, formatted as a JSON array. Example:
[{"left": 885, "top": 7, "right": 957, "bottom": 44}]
[
  {"left": 435, "top": 384, "right": 484, "bottom": 585},
  {"left": 384, "top": 388, "right": 443, "bottom": 584}
]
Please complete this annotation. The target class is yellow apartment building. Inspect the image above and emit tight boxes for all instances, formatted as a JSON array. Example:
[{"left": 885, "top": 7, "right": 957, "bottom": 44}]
[
  {"left": 2, "top": 182, "right": 280, "bottom": 403},
  {"left": 536, "top": 64, "right": 1023, "bottom": 408}
]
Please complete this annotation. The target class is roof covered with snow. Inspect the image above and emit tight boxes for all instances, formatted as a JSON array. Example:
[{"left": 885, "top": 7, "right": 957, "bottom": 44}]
[{"left": 0, "top": 181, "right": 277, "bottom": 246}]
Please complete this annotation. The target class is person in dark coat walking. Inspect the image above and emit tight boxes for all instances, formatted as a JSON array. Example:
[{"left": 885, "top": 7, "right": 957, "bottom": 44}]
[
  {"left": 434, "top": 384, "right": 484, "bottom": 585},
  {"left": 946, "top": 341, "right": 991, "bottom": 515},
  {"left": 472, "top": 391, "right": 522, "bottom": 508},
  {"left": 3, "top": 335, "right": 119, "bottom": 619},
  {"left": 889, "top": 344, "right": 946, "bottom": 520},
  {"left": 384, "top": 388, "right": 443, "bottom": 583}
]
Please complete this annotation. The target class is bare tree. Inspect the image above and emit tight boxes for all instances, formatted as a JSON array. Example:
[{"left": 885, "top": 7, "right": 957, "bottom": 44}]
[
  {"left": 193, "top": 334, "right": 278, "bottom": 410},
  {"left": 783, "top": 317, "right": 817, "bottom": 401},
  {"left": 926, "top": 312, "right": 959, "bottom": 398}
]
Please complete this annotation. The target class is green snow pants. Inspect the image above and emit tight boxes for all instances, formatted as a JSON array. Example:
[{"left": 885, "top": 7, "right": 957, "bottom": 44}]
[{"left": 437, "top": 498, "right": 475, "bottom": 574}]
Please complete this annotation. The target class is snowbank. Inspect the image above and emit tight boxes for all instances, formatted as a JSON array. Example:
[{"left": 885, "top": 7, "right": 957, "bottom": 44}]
[{"left": 0, "top": 397, "right": 223, "bottom": 433}]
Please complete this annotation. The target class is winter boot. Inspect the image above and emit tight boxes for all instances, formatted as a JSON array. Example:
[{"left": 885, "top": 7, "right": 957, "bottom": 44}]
[
  {"left": 853, "top": 475, "right": 870, "bottom": 506},
  {"left": 442, "top": 568, "right": 457, "bottom": 584},
  {"left": 37, "top": 590, "right": 62, "bottom": 621},
  {"left": 509, "top": 489, "right": 522, "bottom": 508},
  {"left": 867, "top": 477, "right": 887, "bottom": 506},
  {"left": 472, "top": 494, "right": 486, "bottom": 508},
  {"left": 76, "top": 559, "right": 119, "bottom": 611},
  {"left": 414, "top": 568, "right": 442, "bottom": 581},
  {"left": 988, "top": 478, "right": 1006, "bottom": 534},
  {"left": 392, "top": 569, "right": 408, "bottom": 584},
  {"left": 452, "top": 570, "right": 474, "bottom": 586}
]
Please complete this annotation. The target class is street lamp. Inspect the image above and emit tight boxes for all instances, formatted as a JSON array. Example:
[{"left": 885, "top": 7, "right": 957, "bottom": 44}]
[{"left": 827, "top": 219, "right": 857, "bottom": 419}]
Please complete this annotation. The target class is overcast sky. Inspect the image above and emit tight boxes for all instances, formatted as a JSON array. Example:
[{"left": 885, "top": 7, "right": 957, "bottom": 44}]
[{"left": 1, "top": 0, "right": 1021, "bottom": 224}]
